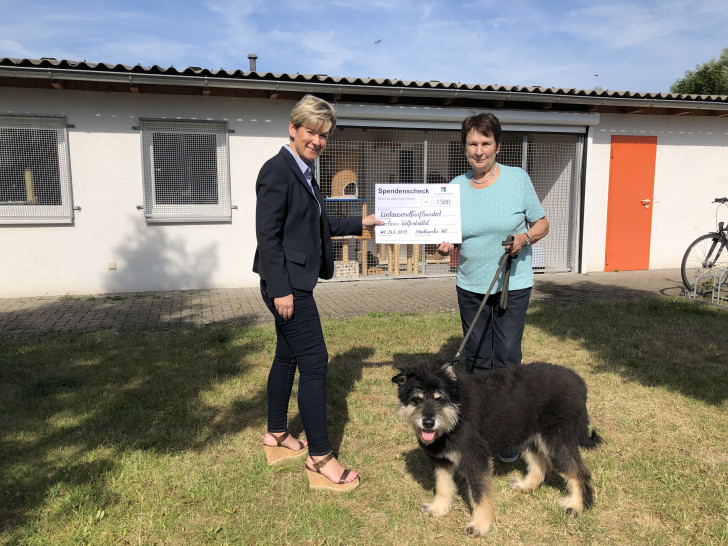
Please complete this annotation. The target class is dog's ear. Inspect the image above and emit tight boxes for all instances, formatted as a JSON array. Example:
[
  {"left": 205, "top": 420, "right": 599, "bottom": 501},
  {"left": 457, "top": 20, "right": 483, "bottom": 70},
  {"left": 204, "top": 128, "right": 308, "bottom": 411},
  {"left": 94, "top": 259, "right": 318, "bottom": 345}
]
[
  {"left": 441, "top": 363, "right": 457, "bottom": 381},
  {"left": 392, "top": 370, "right": 408, "bottom": 385}
]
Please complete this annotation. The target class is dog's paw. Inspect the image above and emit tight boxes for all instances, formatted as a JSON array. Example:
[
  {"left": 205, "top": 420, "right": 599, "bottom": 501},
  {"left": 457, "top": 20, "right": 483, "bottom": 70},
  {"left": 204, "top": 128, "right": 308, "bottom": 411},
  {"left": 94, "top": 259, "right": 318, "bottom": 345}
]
[
  {"left": 510, "top": 477, "right": 535, "bottom": 493},
  {"left": 558, "top": 496, "right": 583, "bottom": 516},
  {"left": 421, "top": 500, "right": 451, "bottom": 517},
  {"left": 464, "top": 521, "right": 491, "bottom": 538},
  {"left": 509, "top": 477, "right": 527, "bottom": 492}
]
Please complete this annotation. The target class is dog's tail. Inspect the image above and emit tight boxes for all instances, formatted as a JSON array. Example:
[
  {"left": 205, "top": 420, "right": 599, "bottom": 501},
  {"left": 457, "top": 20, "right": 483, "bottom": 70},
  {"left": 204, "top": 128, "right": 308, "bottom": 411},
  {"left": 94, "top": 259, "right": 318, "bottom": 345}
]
[{"left": 581, "top": 429, "right": 603, "bottom": 449}]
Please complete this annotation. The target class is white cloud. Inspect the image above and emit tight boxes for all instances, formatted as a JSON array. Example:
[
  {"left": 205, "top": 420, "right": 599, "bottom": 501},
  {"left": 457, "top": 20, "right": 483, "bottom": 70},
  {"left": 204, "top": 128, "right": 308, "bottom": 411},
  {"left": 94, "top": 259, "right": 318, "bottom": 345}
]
[{"left": 0, "top": 39, "right": 31, "bottom": 58}]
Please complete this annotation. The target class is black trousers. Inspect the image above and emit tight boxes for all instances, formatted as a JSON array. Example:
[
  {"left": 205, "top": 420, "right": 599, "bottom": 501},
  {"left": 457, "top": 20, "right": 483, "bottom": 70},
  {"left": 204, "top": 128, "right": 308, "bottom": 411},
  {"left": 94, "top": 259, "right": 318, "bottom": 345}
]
[
  {"left": 261, "top": 282, "right": 331, "bottom": 456},
  {"left": 456, "top": 285, "right": 532, "bottom": 373}
]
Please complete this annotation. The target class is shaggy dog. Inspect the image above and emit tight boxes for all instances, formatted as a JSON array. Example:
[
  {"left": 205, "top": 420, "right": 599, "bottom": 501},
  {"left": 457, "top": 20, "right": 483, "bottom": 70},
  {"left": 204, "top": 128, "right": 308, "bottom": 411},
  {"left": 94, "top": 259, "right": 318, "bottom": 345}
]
[{"left": 392, "top": 361, "right": 602, "bottom": 538}]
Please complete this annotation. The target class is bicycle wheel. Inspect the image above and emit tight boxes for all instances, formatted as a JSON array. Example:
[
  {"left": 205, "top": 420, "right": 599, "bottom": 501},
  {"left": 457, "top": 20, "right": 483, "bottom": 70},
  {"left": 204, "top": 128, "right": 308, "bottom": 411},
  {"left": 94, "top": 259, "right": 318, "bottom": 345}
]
[{"left": 681, "top": 233, "right": 728, "bottom": 294}]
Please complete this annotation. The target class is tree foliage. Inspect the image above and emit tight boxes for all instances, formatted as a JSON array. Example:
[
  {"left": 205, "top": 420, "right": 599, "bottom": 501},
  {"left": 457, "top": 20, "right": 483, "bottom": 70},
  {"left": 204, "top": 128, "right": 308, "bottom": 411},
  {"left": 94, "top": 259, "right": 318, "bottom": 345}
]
[{"left": 670, "top": 47, "right": 728, "bottom": 95}]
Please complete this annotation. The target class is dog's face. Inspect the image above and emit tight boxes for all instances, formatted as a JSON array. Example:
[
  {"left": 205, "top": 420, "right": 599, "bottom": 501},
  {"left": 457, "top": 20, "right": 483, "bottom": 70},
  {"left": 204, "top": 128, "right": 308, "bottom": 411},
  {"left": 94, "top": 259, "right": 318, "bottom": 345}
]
[{"left": 392, "top": 362, "right": 461, "bottom": 445}]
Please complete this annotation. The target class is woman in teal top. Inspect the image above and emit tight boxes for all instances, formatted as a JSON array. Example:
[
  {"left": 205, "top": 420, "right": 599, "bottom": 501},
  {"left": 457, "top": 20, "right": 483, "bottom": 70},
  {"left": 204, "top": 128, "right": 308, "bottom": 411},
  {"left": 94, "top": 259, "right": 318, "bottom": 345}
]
[{"left": 438, "top": 113, "right": 549, "bottom": 460}]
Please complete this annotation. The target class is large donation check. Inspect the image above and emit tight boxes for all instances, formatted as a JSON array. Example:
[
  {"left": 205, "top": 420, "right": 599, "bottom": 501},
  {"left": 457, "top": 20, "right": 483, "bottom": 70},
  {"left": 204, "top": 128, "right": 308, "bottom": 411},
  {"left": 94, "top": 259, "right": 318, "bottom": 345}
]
[{"left": 374, "top": 184, "right": 462, "bottom": 244}]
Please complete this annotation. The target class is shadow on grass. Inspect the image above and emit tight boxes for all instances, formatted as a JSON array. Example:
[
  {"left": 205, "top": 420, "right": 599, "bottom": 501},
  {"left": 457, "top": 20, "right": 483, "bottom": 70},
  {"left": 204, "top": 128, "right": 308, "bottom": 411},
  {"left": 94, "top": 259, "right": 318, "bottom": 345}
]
[
  {"left": 0, "top": 313, "right": 389, "bottom": 538},
  {"left": 527, "top": 297, "right": 728, "bottom": 405},
  {"left": 327, "top": 346, "right": 376, "bottom": 454},
  {"left": 0, "top": 323, "right": 265, "bottom": 534}
]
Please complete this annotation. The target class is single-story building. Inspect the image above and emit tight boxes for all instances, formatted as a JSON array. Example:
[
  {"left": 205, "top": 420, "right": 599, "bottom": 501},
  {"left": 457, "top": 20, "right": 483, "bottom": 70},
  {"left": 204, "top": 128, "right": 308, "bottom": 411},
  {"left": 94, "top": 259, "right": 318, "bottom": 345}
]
[{"left": 1, "top": 57, "right": 727, "bottom": 298}]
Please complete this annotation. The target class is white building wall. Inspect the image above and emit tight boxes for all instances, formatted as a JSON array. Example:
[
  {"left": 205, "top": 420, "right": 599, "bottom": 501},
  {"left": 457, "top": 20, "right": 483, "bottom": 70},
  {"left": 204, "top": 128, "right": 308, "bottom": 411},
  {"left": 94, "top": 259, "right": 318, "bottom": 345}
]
[
  {"left": 3, "top": 87, "right": 728, "bottom": 296},
  {"left": 1, "top": 88, "right": 291, "bottom": 297},
  {"left": 581, "top": 113, "right": 728, "bottom": 273}
]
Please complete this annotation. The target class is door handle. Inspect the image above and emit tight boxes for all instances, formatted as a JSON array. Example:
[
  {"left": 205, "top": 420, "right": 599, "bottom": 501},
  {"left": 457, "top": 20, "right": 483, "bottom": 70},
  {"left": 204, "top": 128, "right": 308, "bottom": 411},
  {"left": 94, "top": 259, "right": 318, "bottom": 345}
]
[{"left": 641, "top": 199, "right": 651, "bottom": 208}]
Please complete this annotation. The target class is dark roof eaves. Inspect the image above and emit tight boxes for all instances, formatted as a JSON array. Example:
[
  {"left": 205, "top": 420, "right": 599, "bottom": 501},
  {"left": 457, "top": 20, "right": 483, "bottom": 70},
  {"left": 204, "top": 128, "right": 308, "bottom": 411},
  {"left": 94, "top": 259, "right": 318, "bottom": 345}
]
[{"left": 2, "top": 57, "right": 728, "bottom": 106}]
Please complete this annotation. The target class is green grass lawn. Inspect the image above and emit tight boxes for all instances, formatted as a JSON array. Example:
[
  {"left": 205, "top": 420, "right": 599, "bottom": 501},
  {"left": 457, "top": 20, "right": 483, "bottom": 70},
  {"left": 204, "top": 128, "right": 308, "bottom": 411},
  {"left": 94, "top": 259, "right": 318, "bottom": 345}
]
[{"left": 1, "top": 297, "right": 727, "bottom": 544}]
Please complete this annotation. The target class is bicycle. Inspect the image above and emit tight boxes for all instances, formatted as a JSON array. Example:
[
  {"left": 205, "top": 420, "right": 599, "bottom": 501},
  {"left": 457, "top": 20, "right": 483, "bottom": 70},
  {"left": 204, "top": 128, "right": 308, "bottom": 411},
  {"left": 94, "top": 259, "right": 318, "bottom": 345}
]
[{"left": 681, "top": 197, "right": 728, "bottom": 295}]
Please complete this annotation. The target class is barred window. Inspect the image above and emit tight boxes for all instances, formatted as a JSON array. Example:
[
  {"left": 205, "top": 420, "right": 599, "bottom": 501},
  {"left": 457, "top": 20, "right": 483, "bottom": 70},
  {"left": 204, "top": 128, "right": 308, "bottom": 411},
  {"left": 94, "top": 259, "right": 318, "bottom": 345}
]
[
  {"left": 0, "top": 115, "right": 74, "bottom": 224},
  {"left": 140, "top": 119, "right": 231, "bottom": 223}
]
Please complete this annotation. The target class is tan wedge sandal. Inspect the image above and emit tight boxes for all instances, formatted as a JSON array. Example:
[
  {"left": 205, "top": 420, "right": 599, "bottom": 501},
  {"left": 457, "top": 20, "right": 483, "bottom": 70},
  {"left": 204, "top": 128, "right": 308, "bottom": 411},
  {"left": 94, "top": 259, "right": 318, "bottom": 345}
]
[
  {"left": 305, "top": 452, "right": 360, "bottom": 492},
  {"left": 263, "top": 431, "right": 307, "bottom": 465}
]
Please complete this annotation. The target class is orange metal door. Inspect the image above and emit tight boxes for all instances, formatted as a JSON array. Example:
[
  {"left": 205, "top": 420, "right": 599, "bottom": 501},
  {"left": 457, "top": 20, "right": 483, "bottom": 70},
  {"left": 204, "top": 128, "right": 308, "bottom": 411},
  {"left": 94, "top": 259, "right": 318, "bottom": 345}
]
[{"left": 604, "top": 135, "right": 657, "bottom": 271}]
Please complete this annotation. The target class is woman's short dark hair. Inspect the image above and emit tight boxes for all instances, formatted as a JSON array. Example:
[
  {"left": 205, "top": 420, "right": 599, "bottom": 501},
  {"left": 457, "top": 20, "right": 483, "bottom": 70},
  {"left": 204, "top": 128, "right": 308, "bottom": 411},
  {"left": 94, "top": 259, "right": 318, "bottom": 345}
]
[{"left": 461, "top": 113, "right": 502, "bottom": 147}]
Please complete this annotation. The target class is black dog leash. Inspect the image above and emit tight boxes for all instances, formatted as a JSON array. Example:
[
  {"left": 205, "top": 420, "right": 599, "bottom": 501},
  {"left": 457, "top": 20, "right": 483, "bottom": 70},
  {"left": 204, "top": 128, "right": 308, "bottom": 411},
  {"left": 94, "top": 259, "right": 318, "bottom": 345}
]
[{"left": 451, "top": 235, "right": 514, "bottom": 363}]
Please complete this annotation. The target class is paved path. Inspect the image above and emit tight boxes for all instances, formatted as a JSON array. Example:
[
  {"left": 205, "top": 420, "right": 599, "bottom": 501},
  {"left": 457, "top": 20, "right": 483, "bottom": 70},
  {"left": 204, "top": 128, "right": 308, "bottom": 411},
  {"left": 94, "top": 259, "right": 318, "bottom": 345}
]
[{"left": 0, "top": 269, "right": 686, "bottom": 337}]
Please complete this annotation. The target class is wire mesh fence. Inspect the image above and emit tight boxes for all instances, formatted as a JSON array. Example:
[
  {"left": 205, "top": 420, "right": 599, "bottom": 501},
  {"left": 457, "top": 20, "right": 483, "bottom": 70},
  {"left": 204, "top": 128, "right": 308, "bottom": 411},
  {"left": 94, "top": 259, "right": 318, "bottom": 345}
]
[{"left": 320, "top": 126, "right": 583, "bottom": 279}]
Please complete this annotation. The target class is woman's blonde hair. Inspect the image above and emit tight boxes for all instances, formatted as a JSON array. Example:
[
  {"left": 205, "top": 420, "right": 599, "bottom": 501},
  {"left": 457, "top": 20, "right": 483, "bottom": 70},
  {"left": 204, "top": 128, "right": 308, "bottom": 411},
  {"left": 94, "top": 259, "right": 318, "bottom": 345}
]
[{"left": 289, "top": 94, "right": 337, "bottom": 136}]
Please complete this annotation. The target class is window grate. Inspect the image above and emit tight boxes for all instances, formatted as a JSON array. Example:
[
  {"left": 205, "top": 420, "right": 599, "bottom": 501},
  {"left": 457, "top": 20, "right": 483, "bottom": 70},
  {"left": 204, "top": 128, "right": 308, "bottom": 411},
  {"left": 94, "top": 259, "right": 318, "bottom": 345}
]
[
  {"left": 140, "top": 119, "right": 231, "bottom": 222},
  {"left": 0, "top": 115, "right": 73, "bottom": 224}
]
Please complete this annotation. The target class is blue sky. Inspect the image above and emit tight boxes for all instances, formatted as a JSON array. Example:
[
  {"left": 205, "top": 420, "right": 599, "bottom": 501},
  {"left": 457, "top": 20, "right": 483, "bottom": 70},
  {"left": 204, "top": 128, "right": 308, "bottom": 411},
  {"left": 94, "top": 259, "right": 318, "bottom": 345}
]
[{"left": 2, "top": 0, "right": 727, "bottom": 93}]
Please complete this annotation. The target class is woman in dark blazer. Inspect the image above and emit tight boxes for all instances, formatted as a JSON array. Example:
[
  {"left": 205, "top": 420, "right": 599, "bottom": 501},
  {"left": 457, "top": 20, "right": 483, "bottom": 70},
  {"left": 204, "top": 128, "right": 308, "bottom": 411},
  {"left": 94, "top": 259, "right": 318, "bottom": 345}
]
[{"left": 253, "top": 95, "right": 382, "bottom": 492}]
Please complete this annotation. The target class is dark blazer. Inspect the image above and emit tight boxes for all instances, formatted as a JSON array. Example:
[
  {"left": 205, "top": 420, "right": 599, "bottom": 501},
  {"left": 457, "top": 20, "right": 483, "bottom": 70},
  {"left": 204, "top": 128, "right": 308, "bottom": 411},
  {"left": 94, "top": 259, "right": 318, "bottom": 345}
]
[{"left": 253, "top": 147, "right": 362, "bottom": 298}]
